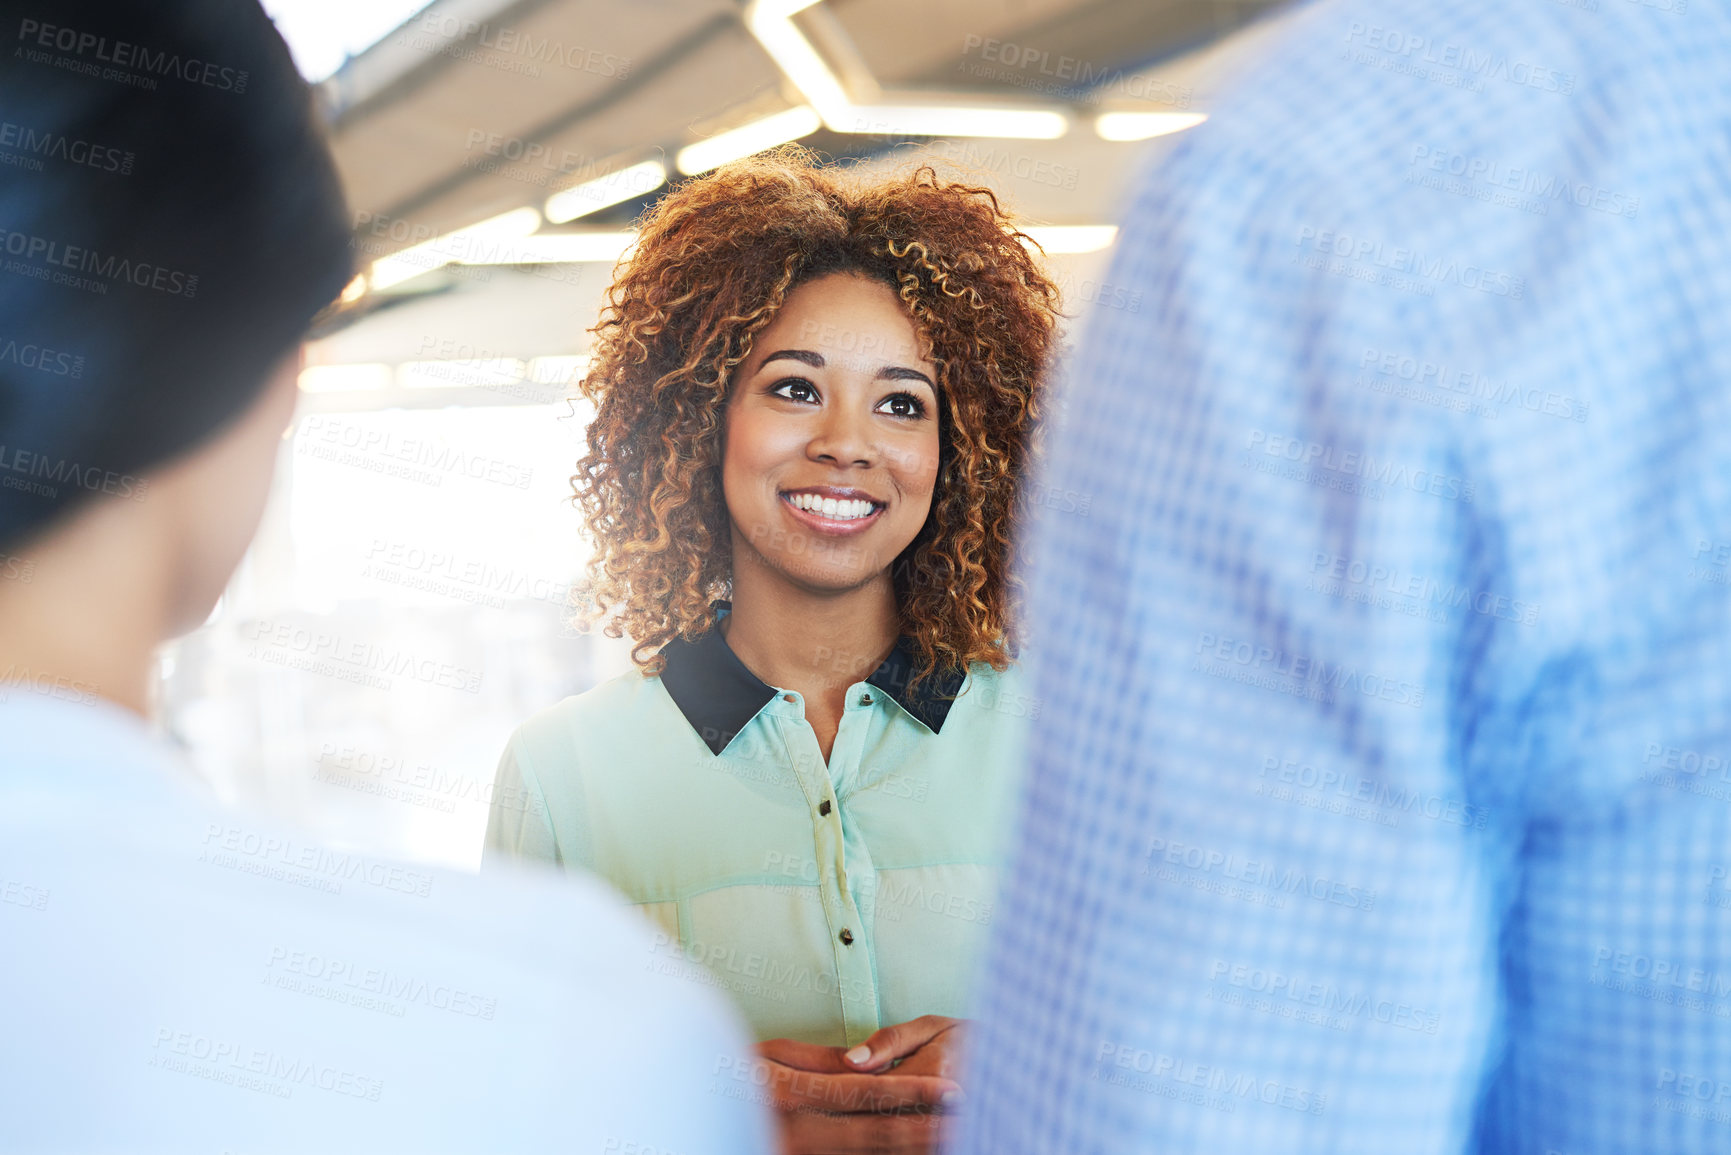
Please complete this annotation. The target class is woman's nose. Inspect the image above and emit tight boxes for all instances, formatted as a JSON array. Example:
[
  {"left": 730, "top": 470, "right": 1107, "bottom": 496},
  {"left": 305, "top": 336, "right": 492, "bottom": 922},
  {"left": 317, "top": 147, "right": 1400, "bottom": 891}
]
[{"left": 809, "top": 404, "right": 874, "bottom": 467}]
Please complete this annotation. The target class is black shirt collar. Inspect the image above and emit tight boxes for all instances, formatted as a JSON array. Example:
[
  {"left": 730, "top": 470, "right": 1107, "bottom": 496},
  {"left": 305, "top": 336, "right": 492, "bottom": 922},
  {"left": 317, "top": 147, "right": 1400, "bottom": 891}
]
[{"left": 658, "top": 601, "right": 968, "bottom": 756}]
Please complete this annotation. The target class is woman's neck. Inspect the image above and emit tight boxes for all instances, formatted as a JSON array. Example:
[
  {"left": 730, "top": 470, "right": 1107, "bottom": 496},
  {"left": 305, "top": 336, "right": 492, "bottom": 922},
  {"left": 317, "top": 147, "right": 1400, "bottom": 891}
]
[
  {"left": 721, "top": 553, "right": 901, "bottom": 702},
  {"left": 0, "top": 497, "right": 173, "bottom": 719}
]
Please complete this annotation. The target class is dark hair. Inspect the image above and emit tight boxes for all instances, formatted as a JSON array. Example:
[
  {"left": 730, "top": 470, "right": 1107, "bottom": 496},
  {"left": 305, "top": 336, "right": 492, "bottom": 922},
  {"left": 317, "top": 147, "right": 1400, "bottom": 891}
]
[{"left": 0, "top": 0, "right": 352, "bottom": 548}]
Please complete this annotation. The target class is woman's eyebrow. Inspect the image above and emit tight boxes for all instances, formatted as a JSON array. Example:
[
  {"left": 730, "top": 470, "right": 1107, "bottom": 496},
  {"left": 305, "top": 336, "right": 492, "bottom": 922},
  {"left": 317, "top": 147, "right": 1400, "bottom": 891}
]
[
  {"left": 759, "top": 348, "right": 825, "bottom": 370},
  {"left": 877, "top": 365, "right": 936, "bottom": 389},
  {"left": 759, "top": 348, "right": 935, "bottom": 389}
]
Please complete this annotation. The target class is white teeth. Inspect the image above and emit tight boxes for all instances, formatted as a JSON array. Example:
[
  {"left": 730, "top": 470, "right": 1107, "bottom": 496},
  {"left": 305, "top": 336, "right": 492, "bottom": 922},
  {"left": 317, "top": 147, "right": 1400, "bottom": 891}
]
[{"left": 787, "top": 493, "right": 877, "bottom": 521}]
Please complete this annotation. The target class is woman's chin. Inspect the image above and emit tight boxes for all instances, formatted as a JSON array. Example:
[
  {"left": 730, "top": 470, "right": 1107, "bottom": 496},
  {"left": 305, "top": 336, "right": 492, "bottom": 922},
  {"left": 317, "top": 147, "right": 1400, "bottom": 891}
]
[{"left": 767, "top": 559, "right": 892, "bottom": 597}]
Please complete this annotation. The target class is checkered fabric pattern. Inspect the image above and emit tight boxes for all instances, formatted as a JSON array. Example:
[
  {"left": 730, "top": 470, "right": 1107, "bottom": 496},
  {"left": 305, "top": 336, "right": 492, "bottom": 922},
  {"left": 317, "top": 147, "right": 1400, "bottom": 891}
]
[{"left": 952, "top": 0, "right": 1731, "bottom": 1151}]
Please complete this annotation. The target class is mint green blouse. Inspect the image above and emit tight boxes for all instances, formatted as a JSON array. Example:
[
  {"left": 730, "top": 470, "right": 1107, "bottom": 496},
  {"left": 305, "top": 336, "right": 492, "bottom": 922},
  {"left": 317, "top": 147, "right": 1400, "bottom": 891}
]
[{"left": 482, "top": 604, "right": 1034, "bottom": 1046}]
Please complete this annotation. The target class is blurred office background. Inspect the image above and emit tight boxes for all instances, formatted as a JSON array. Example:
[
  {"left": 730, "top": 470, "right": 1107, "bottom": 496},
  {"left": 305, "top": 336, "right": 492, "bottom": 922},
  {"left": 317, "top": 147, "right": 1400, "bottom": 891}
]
[{"left": 158, "top": 0, "right": 1297, "bottom": 870}]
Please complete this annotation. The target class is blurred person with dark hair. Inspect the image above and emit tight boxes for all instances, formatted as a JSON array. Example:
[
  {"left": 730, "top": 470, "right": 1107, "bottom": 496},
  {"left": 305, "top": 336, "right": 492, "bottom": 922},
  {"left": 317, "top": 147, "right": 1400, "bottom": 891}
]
[
  {"left": 0, "top": 3, "right": 769, "bottom": 1151},
  {"left": 484, "top": 148, "right": 1059, "bottom": 1152},
  {"left": 951, "top": 1, "right": 1731, "bottom": 1153}
]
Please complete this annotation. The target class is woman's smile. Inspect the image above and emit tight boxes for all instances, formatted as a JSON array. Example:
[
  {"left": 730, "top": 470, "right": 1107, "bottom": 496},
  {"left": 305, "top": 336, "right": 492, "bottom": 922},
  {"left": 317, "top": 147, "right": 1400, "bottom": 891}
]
[{"left": 778, "top": 486, "right": 888, "bottom": 534}]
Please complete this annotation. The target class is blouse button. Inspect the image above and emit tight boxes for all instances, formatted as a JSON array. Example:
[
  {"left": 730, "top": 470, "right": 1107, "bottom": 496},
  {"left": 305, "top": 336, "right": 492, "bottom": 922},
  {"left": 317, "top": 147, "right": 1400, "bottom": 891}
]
[
  {"left": 819, "top": 799, "right": 832, "bottom": 816},
  {"left": 859, "top": 694, "right": 873, "bottom": 706},
  {"left": 782, "top": 693, "right": 797, "bottom": 703},
  {"left": 839, "top": 928, "right": 854, "bottom": 946}
]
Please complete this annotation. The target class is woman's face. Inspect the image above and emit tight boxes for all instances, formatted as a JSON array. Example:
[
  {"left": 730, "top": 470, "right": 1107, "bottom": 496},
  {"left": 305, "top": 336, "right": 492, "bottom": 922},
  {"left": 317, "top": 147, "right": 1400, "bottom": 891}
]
[{"left": 722, "top": 271, "right": 942, "bottom": 596}]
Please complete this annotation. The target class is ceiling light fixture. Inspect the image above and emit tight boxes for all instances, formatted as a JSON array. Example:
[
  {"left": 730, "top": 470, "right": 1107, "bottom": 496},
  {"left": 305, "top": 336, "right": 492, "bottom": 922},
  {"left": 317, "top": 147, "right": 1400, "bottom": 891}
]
[
  {"left": 738, "top": 0, "right": 1068, "bottom": 141},
  {"left": 1020, "top": 225, "right": 1119, "bottom": 254},
  {"left": 369, "top": 205, "right": 542, "bottom": 290},
  {"left": 676, "top": 105, "right": 823, "bottom": 174},
  {"left": 297, "top": 363, "right": 394, "bottom": 392},
  {"left": 746, "top": 0, "right": 850, "bottom": 121},
  {"left": 449, "top": 231, "right": 638, "bottom": 266},
  {"left": 544, "top": 160, "right": 669, "bottom": 224},
  {"left": 1094, "top": 111, "right": 1208, "bottom": 142},
  {"left": 838, "top": 106, "right": 1066, "bottom": 140}
]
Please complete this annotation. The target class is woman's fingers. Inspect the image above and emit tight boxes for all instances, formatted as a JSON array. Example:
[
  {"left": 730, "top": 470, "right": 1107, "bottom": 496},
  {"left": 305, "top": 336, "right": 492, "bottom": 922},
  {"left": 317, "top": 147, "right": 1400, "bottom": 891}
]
[
  {"left": 780, "top": 1105, "right": 954, "bottom": 1154},
  {"left": 884, "top": 1042, "right": 961, "bottom": 1083},
  {"left": 765, "top": 1065, "right": 961, "bottom": 1115},
  {"left": 842, "top": 1015, "right": 961, "bottom": 1072},
  {"left": 757, "top": 1037, "right": 855, "bottom": 1073},
  {"left": 759, "top": 1042, "right": 965, "bottom": 1155}
]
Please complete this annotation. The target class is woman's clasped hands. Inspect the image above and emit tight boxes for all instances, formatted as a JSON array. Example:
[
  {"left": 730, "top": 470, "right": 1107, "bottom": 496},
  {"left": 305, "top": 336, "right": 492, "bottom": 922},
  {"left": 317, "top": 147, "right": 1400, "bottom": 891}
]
[{"left": 753, "top": 1015, "right": 967, "bottom": 1154}]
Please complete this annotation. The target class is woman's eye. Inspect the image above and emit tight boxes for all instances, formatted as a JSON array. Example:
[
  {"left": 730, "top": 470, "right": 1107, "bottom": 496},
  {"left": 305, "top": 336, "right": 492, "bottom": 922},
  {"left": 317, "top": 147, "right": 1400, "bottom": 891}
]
[
  {"left": 877, "top": 392, "right": 928, "bottom": 419},
  {"left": 770, "top": 378, "right": 819, "bottom": 403}
]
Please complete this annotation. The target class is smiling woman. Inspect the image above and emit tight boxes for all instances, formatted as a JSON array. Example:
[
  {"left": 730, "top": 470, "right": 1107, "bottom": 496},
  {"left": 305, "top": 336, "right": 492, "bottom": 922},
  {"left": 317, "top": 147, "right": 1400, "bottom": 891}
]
[
  {"left": 720, "top": 270, "right": 947, "bottom": 765},
  {"left": 483, "top": 146, "right": 1060, "bottom": 1154}
]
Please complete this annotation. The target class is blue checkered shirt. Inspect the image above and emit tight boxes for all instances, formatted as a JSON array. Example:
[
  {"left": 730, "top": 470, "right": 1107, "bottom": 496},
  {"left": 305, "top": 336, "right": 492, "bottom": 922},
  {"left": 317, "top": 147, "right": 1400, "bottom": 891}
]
[{"left": 953, "top": 1, "right": 1731, "bottom": 1151}]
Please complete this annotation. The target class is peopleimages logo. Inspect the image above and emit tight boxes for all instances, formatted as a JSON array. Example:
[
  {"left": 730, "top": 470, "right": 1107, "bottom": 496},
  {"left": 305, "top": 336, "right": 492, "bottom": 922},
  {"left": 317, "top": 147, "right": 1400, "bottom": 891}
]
[
  {"left": 406, "top": 12, "right": 630, "bottom": 79},
  {"left": 1294, "top": 226, "right": 1524, "bottom": 299},
  {"left": 149, "top": 1027, "right": 381, "bottom": 1100},
  {"left": 1589, "top": 945, "right": 1731, "bottom": 1014},
  {"left": 0, "top": 443, "right": 148, "bottom": 502},
  {"left": 1310, "top": 551, "right": 1539, "bottom": 628},
  {"left": 0, "top": 334, "right": 83, "bottom": 378},
  {"left": 648, "top": 931, "right": 875, "bottom": 1004},
  {"left": 1245, "top": 430, "right": 1475, "bottom": 504},
  {"left": 240, "top": 617, "right": 485, "bottom": 695},
  {"left": 1091, "top": 1042, "right": 1326, "bottom": 1115},
  {"left": 200, "top": 822, "right": 437, "bottom": 898},
  {"left": 0, "top": 120, "right": 134, "bottom": 175},
  {"left": 0, "top": 664, "right": 98, "bottom": 707},
  {"left": 0, "top": 227, "right": 197, "bottom": 298},
  {"left": 362, "top": 538, "right": 574, "bottom": 609},
  {"left": 1357, "top": 347, "right": 1588, "bottom": 423},
  {"left": 1342, "top": 22, "right": 1575, "bottom": 95},
  {"left": 264, "top": 946, "right": 497, "bottom": 1020},
  {"left": 1257, "top": 754, "right": 1489, "bottom": 829},
  {"left": 1407, "top": 145, "right": 1639, "bottom": 219},
  {"left": 1655, "top": 1068, "right": 1731, "bottom": 1126},
  {"left": 15, "top": 18, "right": 250, "bottom": 93},
  {"left": 296, "top": 416, "right": 533, "bottom": 490},
  {"left": 1206, "top": 959, "right": 1442, "bottom": 1034},
  {"left": 1144, "top": 835, "right": 1378, "bottom": 911},
  {"left": 959, "top": 34, "right": 1192, "bottom": 107},
  {"left": 925, "top": 139, "right": 1081, "bottom": 191},
  {"left": 1192, "top": 631, "right": 1425, "bottom": 709}
]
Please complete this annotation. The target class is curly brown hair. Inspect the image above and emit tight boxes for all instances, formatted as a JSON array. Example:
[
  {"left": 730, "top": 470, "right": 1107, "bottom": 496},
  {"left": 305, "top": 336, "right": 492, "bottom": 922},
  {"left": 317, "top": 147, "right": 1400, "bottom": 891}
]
[{"left": 570, "top": 145, "right": 1061, "bottom": 696}]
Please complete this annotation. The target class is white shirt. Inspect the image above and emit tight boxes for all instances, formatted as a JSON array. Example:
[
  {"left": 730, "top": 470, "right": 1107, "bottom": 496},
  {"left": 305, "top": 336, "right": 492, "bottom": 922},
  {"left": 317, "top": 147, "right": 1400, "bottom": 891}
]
[{"left": 0, "top": 691, "right": 773, "bottom": 1154}]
